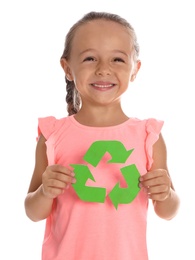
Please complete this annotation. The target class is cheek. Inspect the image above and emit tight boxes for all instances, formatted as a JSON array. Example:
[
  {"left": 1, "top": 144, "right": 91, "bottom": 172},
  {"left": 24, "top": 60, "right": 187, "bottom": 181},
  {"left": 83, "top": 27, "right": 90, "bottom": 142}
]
[
  {"left": 72, "top": 65, "right": 89, "bottom": 78},
  {"left": 73, "top": 66, "right": 93, "bottom": 82},
  {"left": 118, "top": 69, "right": 132, "bottom": 81}
]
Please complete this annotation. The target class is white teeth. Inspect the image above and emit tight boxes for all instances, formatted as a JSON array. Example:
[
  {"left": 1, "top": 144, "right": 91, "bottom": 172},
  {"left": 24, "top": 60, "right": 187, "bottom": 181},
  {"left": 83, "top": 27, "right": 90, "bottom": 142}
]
[{"left": 92, "top": 84, "right": 113, "bottom": 88}]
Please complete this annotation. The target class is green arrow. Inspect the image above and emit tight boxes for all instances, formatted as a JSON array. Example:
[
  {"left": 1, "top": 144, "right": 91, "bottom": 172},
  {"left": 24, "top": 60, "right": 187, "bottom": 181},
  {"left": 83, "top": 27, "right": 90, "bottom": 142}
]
[
  {"left": 71, "top": 164, "right": 106, "bottom": 203},
  {"left": 108, "top": 164, "right": 140, "bottom": 209},
  {"left": 84, "top": 140, "right": 133, "bottom": 167}
]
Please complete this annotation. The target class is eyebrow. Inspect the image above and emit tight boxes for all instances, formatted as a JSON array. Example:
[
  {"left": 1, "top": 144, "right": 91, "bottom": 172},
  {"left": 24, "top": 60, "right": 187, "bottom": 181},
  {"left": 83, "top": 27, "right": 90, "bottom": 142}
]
[
  {"left": 79, "top": 48, "right": 129, "bottom": 57},
  {"left": 113, "top": 50, "right": 129, "bottom": 57},
  {"left": 79, "top": 48, "right": 131, "bottom": 57}
]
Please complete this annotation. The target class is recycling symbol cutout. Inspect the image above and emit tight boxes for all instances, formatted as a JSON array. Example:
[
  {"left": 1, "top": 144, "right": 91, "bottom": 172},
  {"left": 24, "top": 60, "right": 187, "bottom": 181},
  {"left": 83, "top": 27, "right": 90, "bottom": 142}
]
[{"left": 71, "top": 140, "right": 140, "bottom": 209}]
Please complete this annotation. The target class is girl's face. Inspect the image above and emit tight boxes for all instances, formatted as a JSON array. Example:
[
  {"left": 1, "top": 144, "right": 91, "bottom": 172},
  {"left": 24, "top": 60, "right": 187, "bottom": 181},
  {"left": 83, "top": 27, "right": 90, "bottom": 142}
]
[{"left": 61, "top": 20, "right": 141, "bottom": 107}]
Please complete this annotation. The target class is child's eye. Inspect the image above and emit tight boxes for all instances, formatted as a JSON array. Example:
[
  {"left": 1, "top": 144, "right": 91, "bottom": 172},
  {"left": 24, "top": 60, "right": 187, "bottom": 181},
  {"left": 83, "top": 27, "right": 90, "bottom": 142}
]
[
  {"left": 83, "top": 57, "right": 95, "bottom": 62},
  {"left": 113, "top": 58, "right": 125, "bottom": 62}
]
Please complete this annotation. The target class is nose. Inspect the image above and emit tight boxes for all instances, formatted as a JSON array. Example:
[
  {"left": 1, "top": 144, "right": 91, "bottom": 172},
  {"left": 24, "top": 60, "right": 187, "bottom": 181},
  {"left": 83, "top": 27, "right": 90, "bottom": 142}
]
[{"left": 95, "top": 60, "right": 111, "bottom": 76}]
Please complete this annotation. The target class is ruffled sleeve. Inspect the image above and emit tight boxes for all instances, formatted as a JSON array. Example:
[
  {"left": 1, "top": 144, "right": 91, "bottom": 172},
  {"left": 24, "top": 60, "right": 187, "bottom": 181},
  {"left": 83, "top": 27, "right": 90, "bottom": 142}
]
[
  {"left": 145, "top": 118, "right": 164, "bottom": 170},
  {"left": 37, "top": 116, "right": 57, "bottom": 141}
]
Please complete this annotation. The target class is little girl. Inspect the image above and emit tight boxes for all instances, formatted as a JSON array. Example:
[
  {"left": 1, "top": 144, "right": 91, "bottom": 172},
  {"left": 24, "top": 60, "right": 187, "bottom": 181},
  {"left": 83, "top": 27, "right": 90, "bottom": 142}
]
[{"left": 24, "top": 11, "right": 180, "bottom": 260}]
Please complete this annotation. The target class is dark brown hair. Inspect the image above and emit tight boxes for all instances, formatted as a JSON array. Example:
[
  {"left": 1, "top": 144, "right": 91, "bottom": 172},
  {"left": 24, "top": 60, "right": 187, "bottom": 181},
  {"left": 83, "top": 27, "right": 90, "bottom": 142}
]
[{"left": 61, "top": 11, "right": 140, "bottom": 116}]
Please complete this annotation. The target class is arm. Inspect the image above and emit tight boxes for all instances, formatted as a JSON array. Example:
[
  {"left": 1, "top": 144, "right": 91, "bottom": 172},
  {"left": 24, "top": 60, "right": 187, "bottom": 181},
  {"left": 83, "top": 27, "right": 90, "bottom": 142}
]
[
  {"left": 24, "top": 134, "right": 75, "bottom": 222},
  {"left": 139, "top": 134, "right": 180, "bottom": 220}
]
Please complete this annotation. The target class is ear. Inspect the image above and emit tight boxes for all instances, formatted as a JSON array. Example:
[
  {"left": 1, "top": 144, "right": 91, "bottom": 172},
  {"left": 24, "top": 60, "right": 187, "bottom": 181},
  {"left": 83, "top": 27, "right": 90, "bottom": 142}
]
[
  {"left": 130, "top": 60, "right": 141, "bottom": 82},
  {"left": 60, "top": 58, "right": 73, "bottom": 81}
]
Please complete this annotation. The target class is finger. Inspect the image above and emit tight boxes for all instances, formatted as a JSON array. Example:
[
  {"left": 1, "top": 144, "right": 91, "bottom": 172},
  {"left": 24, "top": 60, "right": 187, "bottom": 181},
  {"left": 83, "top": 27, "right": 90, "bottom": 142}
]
[
  {"left": 140, "top": 176, "right": 168, "bottom": 188},
  {"left": 47, "top": 179, "right": 72, "bottom": 189},
  {"left": 147, "top": 184, "right": 170, "bottom": 194},
  {"left": 42, "top": 177, "right": 76, "bottom": 198},
  {"left": 148, "top": 192, "right": 170, "bottom": 201},
  {"left": 140, "top": 169, "right": 167, "bottom": 181},
  {"left": 52, "top": 172, "right": 76, "bottom": 184},
  {"left": 50, "top": 164, "right": 74, "bottom": 177}
]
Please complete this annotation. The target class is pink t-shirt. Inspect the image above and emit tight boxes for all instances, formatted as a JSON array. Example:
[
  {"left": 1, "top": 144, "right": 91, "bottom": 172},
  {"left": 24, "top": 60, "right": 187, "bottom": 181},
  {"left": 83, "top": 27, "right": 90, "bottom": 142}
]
[{"left": 38, "top": 115, "right": 163, "bottom": 260}]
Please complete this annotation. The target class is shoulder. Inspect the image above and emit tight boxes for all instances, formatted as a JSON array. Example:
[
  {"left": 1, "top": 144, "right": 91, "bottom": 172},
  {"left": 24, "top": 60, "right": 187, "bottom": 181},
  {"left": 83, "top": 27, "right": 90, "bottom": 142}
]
[
  {"left": 37, "top": 116, "right": 69, "bottom": 140},
  {"left": 128, "top": 117, "right": 164, "bottom": 128}
]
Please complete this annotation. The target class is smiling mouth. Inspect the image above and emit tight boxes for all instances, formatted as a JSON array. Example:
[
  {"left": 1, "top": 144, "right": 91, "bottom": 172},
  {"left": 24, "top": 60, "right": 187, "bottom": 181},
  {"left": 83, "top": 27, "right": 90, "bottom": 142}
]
[{"left": 91, "top": 83, "right": 115, "bottom": 89}]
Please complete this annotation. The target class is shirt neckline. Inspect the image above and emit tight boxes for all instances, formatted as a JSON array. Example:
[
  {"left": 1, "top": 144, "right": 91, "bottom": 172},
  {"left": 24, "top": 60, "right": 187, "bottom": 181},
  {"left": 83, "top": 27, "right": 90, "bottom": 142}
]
[{"left": 68, "top": 115, "right": 137, "bottom": 130}]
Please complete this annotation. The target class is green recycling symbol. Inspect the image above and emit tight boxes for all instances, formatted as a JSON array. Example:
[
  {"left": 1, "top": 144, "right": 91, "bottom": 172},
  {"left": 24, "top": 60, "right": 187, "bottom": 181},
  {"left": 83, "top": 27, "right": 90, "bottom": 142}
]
[{"left": 71, "top": 140, "right": 140, "bottom": 209}]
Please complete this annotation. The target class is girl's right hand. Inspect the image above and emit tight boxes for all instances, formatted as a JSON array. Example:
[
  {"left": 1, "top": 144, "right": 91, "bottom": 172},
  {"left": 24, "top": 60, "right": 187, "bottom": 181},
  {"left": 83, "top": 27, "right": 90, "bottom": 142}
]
[{"left": 41, "top": 165, "right": 76, "bottom": 199}]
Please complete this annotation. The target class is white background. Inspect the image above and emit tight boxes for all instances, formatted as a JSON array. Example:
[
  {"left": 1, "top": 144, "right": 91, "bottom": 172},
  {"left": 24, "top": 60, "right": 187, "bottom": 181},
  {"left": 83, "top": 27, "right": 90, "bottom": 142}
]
[{"left": 0, "top": 0, "right": 194, "bottom": 259}]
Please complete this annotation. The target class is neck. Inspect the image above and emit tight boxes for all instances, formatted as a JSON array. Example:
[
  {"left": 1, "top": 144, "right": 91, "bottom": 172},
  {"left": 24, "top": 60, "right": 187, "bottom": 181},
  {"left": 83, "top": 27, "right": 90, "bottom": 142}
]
[{"left": 73, "top": 104, "right": 129, "bottom": 127}]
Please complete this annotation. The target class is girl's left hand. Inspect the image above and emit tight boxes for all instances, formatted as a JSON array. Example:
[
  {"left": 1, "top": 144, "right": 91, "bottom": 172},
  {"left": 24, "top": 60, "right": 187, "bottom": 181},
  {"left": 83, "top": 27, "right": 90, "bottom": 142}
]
[{"left": 139, "top": 169, "right": 171, "bottom": 201}]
